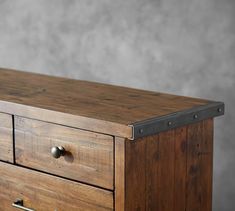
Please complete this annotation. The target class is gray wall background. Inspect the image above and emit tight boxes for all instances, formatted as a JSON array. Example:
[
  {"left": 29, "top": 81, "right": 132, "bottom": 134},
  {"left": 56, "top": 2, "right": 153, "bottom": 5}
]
[{"left": 0, "top": 0, "right": 234, "bottom": 210}]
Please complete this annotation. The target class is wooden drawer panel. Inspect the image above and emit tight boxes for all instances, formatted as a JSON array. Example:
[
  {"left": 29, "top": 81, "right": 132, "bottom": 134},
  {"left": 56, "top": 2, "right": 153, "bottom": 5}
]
[
  {"left": 15, "top": 117, "right": 114, "bottom": 189},
  {"left": 0, "top": 113, "right": 13, "bottom": 162},
  {"left": 0, "top": 162, "right": 113, "bottom": 211}
]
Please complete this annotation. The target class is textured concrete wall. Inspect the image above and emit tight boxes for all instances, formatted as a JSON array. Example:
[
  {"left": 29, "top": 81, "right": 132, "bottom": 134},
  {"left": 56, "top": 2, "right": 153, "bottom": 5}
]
[{"left": 0, "top": 0, "right": 234, "bottom": 210}]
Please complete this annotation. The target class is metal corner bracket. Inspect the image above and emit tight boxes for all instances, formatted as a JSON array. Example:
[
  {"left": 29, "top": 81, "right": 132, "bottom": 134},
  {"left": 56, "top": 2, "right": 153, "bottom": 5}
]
[{"left": 130, "top": 101, "right": 224, "bottom": 140}]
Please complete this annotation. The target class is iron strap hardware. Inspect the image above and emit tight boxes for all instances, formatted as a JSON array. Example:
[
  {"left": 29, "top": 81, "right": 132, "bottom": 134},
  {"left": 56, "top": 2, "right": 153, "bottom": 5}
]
[{"left": 130, "top": 101, "right": 224, "bottom": 140}]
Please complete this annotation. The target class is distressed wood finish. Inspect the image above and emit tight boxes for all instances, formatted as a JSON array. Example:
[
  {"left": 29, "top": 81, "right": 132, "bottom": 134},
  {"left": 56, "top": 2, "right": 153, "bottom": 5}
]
[
  {"left": 0, "top": 162, "right": 113, "bottom": 211},
  {"left": 174, "top": 127, "right": 187, "bottom": 210},
  {"left": 201, "top": 120, "right": 213, "bottom": 211},
  {"left": 0, "top": 69, "right": 222, "bottom": 211},
  {"left": 125, "top": 138, "right": 147, "bottom": 210},
  {"left": 186, "top": 119, "right": 214, "bottom": 211},
  {"left": 0, "top": 112, "right": 13, "bottom": 163},
  {"left": 115, "top": 119, "right": 214, "bottom": 211},
  {"left": 0, "top": 101, "right": 132, "bottom": 139},
  {"left": 114, "top": 138, "right": 125, "bottom": 211},
  {"left": 15, "top": 117, "right": 114, "bottom": 189},
  {"left": 157, "top": 130, "right": 175, "bottom": 211},
  {"left": 0, "top": 68, "right": 211, "bottom": 138},
  {"left": 146, "top": 132, "right": 159, "bottom": 211}
]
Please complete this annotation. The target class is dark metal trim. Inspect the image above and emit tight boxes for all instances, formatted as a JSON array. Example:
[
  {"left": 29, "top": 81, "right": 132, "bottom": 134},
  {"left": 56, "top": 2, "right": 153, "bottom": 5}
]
[{"left": 130, "top": 101, "right": 224, "bottom": 140}]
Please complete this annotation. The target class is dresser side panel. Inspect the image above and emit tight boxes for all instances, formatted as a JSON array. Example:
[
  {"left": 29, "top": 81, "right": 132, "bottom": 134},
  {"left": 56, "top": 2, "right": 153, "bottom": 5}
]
[{"left": 122, "top": 119, "right": 214, "bottom": 211}]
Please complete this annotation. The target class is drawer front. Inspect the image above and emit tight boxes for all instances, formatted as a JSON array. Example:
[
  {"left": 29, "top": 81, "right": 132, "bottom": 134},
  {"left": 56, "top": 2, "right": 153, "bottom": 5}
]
[
  {"left": 0, "top": 113, "right": 13, "bottom": 162},
  {"left": 15, "top": 117, "right": 114, "bottom": 189},
  {"left": 0, "top": 162, "right": 113, "bottom": 211}
]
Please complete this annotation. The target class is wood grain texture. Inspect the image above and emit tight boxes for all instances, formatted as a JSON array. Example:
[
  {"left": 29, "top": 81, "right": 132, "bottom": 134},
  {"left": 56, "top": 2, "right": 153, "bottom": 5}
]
[
  {"left": 146, "top": 133, "right": 159, "bottom": 211},
  {"left": 119, "top": 119, "right": 213, "bottom": 211},
  {"left": 156, "top": 130, "right": 175, "bottom": 211},
  {"left": 186, "top": 119, "right": 213, "bottom": 211},
  {"left": 186, "top": 121, "right": 202, "bottom": 211},
  {"left": 125, "top": 138, "right": 147, "bottom": 211},
  {"left": 200, "top": 119, "right": 213, "bottom": 211},
  {"left": 145, "top": 127, "right": 187, "bottom": 211},
  {"left": 0, "top": 100, "right": 132, "bottom": 139},
  {"left": 15, "top": 117, "right": 114, "bottom": 189},
  {"left": 0, "top": 162, "right": 113, "bottom": 211},
  {"left": 174, "top": 127, "right": 187, "bottom": 211},
  {"left": 114, "top": 137, "right": 125, "bottom": 211},
  {"left": 0, "top": 68, "right": 211, "bottom": 138},
  {"left": 0, "top": 112, "right": 13, "bottom": 163}
]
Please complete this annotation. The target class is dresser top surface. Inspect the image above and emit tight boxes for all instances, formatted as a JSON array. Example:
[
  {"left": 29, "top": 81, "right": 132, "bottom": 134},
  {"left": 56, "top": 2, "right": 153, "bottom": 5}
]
[{"left": 0, "top": 68, "right": 224, "bottom": 139}]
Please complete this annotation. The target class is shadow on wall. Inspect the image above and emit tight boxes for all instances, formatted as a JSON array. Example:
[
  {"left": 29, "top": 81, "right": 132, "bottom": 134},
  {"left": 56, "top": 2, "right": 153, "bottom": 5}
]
[{"left": 0, "top": 0, "right": 234, "bottom": 210}]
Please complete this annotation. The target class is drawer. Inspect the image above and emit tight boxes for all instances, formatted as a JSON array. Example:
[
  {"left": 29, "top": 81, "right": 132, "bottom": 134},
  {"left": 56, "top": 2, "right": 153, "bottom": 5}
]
[
  {"left": 0, "top": 113, "right": 13, "bottom": 162},
  {"left": 15, "top": 117, "right": 114, "bottom": 189},
  {"left": 0, "top": 162, "right": 113, "bottom": 211}
]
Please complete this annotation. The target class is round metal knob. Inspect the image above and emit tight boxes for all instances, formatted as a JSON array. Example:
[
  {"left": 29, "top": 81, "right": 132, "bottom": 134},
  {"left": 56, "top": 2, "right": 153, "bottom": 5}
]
[{"left": 51, "top": 146, "right": 65, "bottom": 159}]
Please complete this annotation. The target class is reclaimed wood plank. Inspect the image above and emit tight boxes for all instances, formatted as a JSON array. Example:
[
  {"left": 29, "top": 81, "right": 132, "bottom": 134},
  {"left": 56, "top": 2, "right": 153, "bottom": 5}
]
[
  {"left": 15, "top": 116, "right": 114, "bottom": 189},
  {"left": 0, "top": 68, "right": 211, "bottom": 138},
  {"left": 174, "top": 127, "right": 187, "bottom": 211},
  {"left": 114, "top": 137, "right": 125, "bottom": 211},
  {"left": 125, "top": 138, "right": 146, "bottom": 210},
  {"left": 0, "top": 162, "right": 113, "bottom": 211},
  {"left": 0, "top": 112, "right": 13, "bottom": 163}
]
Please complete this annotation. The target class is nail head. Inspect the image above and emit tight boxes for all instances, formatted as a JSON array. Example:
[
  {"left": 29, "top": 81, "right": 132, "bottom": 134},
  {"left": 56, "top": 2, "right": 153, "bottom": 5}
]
[
  {"left": 168, "top": 121, "right": 172, "bottom": 126},
  {"left": 139, "top": 128, "right": 144, "bottom": 134}
]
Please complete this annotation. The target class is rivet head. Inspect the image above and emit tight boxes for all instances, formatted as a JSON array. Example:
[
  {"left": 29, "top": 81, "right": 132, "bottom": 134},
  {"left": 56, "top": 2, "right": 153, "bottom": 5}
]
[
  {"left": 194, "top": 114, "right": 198, "bottom": 119},
  {"left": 139, "top": 128, "right": 144, "bottom": 134},
  {"left": 218, "top": 108, "right": 222, "bottom": 113},
  {"left": 168, "top": 121, "right": 172, "bottom": 126}
]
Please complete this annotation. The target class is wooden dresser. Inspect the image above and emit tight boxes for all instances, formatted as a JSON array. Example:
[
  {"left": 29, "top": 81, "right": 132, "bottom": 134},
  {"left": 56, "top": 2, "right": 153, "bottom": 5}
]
[{"left": 0, "top": 68, "right": 224, "bottom": 211}]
